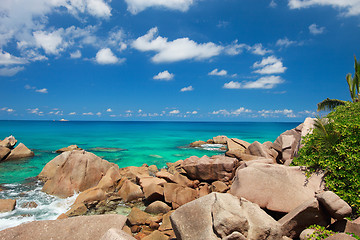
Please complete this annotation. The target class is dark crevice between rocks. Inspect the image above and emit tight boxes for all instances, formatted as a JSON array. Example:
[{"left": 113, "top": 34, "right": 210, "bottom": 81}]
[{"left": 263, "top": 208, "right": 287, "bottom": 221}]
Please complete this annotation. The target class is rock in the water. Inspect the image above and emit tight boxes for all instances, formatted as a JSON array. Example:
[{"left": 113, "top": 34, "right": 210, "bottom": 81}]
[
  {"left": 118, "top": 180, "right": 144, "bottom": 202},
  {"left": 213, "top": 135, "right": 228, "bottom": 144},
  {"left": 182, "top": 155, "right": 239, "bottom": 182},
  {"left": 189, "top": 140, "right": 206, "bottom": 147},
  {"left": 100, "top": 228, "right": 136, "bottom": 240},
  {"left": 21, "top": 201, "right": 38, "bottom": 209},
  {"left": 0, "top": 214, "right": 128, "bottom": 240},
  {"left": 0, "top": 135, "right": 17, "bottom": 149},
  {"left": 145, "top": 201, "right": 171, "bottom": 214},
  {"left": 0, "top": 146, "right": 11, "bottom": 161},
  {"left": 230, "top": 162, "right": 324, "bottom": 213},
  {"left": 37, "top": 150, "right": 114, "bottom": 198},
  {"left": 170, "top": 192, "right": 282, "bottom": 240},
  {"left": 5, "top": 143, "right": 34, "bottom": 161},
  {"left": 55, "top": 144, "right": 82, "bottom": 153},
  {"left": 0, "top": 199, "right": 16, "bottom": 212},
  {"left": 278, "top": 198, "right": 330, "bottom": 239},
  {"left": 316, "top": 191, "right": 352, "bottom": 220}
]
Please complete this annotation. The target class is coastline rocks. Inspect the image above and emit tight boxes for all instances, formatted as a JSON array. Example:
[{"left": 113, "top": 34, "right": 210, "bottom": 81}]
[
  {"left": 5, "top": 143, "right": 34, "bottom": 161},
  {"left": 0, "top": 136, "right": 17, "bottom": 148},
  {"left": 213, "top": 135, "right": 228, "bottom": 144},
  {"left": 170, "top": 192, "right": 282, "bottom": 240},
  {"left": 278, "top": 198, "right": 330, "bottom": 238},
  {"left": 182, "top": 155, "right": 239, "bottom": 182},
  {"left": 145, "top": 201, "right": 171, "bottom": 214},
  {"left": 118, "top": 180, "right": 144, "bottom": 202},
  {"left": 189, "top": 140, "right": 206, "bottom": 147},
  {"left": 0, "top": 199, "right": 16, "bottom": 212},
  {"left": 21, "top": 201, "right": 38, "bottom": 209},
  {"left": 55, "top": 144, "right": 83, "bottom": 153},
  {"left": 230, "top": 163, "right": 325, "bottom": 213},
  {"left": 0, "top": 146, "right": 10, "bottom": 161},
  {"left": 316, "top": 191, "right": 352, "bottom": 220},
  {"left": 100, "top": 228, "right": 136, "bottom": 240},
  {"left": 37, "top": 150, "right": 114, "bottom": 198},
  {"left": 0, "top": 214, "right": 128, "bottom": 240},
  {"left": 164, "top": 183, "right": 197, "bottom": 209}
]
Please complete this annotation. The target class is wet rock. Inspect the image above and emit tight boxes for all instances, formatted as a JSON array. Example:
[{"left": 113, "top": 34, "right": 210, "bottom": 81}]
[
  {"left": 0, "top": 214, "right": 128, "bottom": 240},
  {"left": 213, "top": 135, "right": 228, "bottom": 144},
  {"left": 66, "top": 203, "right": 88, "bottom": 217},
  {"left": 230, "top": 163, "right": 325, "bottom": 213},
  {"left": 189, "top": 140, "right": 206, "bottom": 147},
  {"left": 5, "top": 143, "right": 34, "bottom": 161},
  {"left": 145, "top": 201, "right": 171, "bottom": 214},
  {"left": 21, "top": 201, "right": 38, "bottom": 209},
  {"left": 182, "top": 155, "right": 239, "bottom": 182},
  {"left": 0, "top": 199, "right": 16, "bottom": 212},
  {"left": 55, "top": 145, "right": 82, "bottom": 153},
  {"left": 38, "top": 150, "right": 113, "bottom": 198},
  {"left": 316, "top": 191, "right": 352, "bottom": 220}
]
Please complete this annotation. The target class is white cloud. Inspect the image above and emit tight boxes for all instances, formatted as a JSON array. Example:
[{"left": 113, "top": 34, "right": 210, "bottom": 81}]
[
  {"left": 132, "top": 27, "right": 223, "bottom": 63},
  {"left": 180, "top": 86, "right": 194, "bottom": 92},
  {"left": 107, "top": 29, "right": 127, "bottom": 51},
  {"left": 106, "top": 108, "right": 112, "bottom": 112},
  {"left": 270, "top": 0, "right": 277, "bottom": 8},
  {"left": 153, "top": 70, "right": 174, "bottom": 80},
  {"left": 251, "top": 43, "right": 272, "bottom": 55},
  {"left": 86, "top": 0, "right": 112, "bottom": 18},
  {"left": 0, "top": 66, "right": 25, "bottom": 76},
  {"left": 231, "top": 107, "right": 252, "bottom": 115},
  {"left": 169, "top": 109, "right": 180, "bottom": 114},
  {"left": 83, "top": 112, "right": 94, "bottom": 115},
  {"left": 1, "top": 107, "right": 15, "bottom": 113},
  {"left": 70, "top": 50, "right": 82, "bottom": 59},
  {"left": 96, "top": 112, "right": 102, "bottom": 116},
  {"left": 224, "top": 76, "right": 284, "bottom": 89},
  {"left": 0, "top": 50, "right": 28, "bottom": 65},
  {"left": 253, "top": 56, "right": 287, "bottom": 74},
  {"left": 33, "top": 30, "right": 64, "bottom": 55},
  {"left": 276, "top": 37, "right": 297, "bottom": 48},
  {"left": 124, "top": 0, "right": 195, "bottom": 14},
  {"left": 95, "top": 48, "right": 122, "bottom": 64},
  {"left": 288, "top": 0, "right": 360, "bottom": 16},
  {"left": 69, "top": 112, "right": 76, "bottom": 115},
  {"left": 27, "top": 108, "right": 43, "bottom": 115},
  {"left": 225, "top": 41, "right": 249, "bottom": 55},
  {"left": 258, "top": 109, "right": 296, "bottom": 118},
  {"left": 192, "top": 111, "right": 198, "bottom": 114},
  {"left": 125, "top": 110, "right": 132, "bottom": 113},
  {"left": 209, "top": 68, "right": 227, "bottom": 76},
  {"left": 212, "top": 109, "right": 230, "bottom": 115},
  {"left": 309, "top": 23, "right": 325, "bottom": 35},
  {"left": 35, "top": 88, "right": 48, "bottom": 93}
]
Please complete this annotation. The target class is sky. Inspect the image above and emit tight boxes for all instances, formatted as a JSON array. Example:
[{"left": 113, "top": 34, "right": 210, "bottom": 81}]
[{"left": 1, "top": 0, "right": 360, "bottom": 121}]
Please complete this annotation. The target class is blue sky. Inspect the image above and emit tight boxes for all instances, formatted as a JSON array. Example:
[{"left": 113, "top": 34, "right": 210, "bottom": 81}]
[{"left": 1, "top": 0, "right": 360, "bottom": 121}]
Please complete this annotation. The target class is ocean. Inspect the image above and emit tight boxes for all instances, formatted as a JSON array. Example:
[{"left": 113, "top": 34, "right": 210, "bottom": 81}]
[{"left": 0, "top": 120, "right": 300, "bottom": 230}]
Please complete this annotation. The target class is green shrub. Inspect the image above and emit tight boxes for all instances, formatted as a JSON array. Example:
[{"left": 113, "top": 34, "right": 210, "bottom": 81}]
[
  {"left": 306, "top": 225, "right": 360, "bottom": 240},
  {"left": 293, "top": 102, "right": 360, "bottom": 216}
]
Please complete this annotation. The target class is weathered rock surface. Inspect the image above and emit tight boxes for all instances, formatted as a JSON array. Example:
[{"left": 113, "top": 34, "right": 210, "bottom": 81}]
[
  {"left": 230, "top": 163, "right": 324, "bottom": 213},
  {"left": 0, "top": 199, "right": 16, "bottom": 212},
  {"left": 145, "top": 201, "right": 171, "bottom": 214},
  {"left": 55, "top": 144, "right": 83, "bottom": 153},
  {"left": 0, "top": 214, "right": 128, "bottom": 240},
  {"left": 100, "top": 228, "right": 136, "bottom": 240},
  {"left": 247, "top": 141, "right": 273, "bottom": 159},
  {"left": 189, "top": 140, "right": 206, "bottom": 147},
  {"left": 325, "top": 233, "right": 358, "bottom": 240},
  {"left": 21, "top": 201, "right": 38, "bottom": 208},
  {"left": 0, "top": 136, "right": 17, "bottom": 148},
  {"left": 316, "top": 191, "right": 352, "bottom": 220},
  {"left": 5, "top": 143, "right": 34, "bottom": 161},
  {"left": 299, "top": 229, "right": 316, "bottom": 240},
  {"left": 119, "top": 179, "right": 144, "bottom": 202},
  {"left": 74, "top": 187, "right": 107, "bottom": 204},
  {"left": 127, "top": 207, "right": 152, "bottom": 226},
  {"left": 213, "top": 135, "right": 228, "bottom": 144},
  {"left": 118, "top": 166, "right": 150, "bottom": 182},
  {"left": 142, "top": 230, "right": 168, "bottom": 240},
  {"left": 170, "top": 192, "right": 282, "bottom": 240},
  {"left": 143, "top": 183, "right": 164, "bottom": 203},
  {"left": 0, "top": 146, "right": 10, "bottom": 161},
  {"left": 182, "top": 155, "right": 239, "bottom": 181},
  {"left": 278, "top": 198, "right": 330, "bottom": 239},
  {"left": 37, "top": 150, "right": 114, "bottom": 198},
  {"left": 164, "top": 183, "right": 197, "bottom": 209}
]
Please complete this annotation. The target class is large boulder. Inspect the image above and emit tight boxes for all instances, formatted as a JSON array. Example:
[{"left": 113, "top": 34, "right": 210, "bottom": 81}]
[
  {"left": 170, "top": 192, "right": 282, "bottom": 240},
  {"left": 213, "top": 136, "right": 228, "bottom": 144},
  {"left": 0, "top": 214, "right": 128, "bottom": 240},
  {"left": 189, "top": 140, "right": 206, "bottom": 147},
  {"left": 0, "top": 199, "right": 16, "bottom": 212},
  {"left": 278, "top": 198, "right": 330, "bottom": 238},
  {"left": 246, "top": 141, "right": 273, "bottom": 159},
  {"left": 0, "top": 146, "right": 10, "bottom": 161},
  {"left": 118, "top": 166, "right": 150, "bottom": 182},
  {"left": 55, "top": 145, "right": 83, "bottom": 153},
  {"left": 225, "top": 138, "right": 248, "bottom": 159},
  {"left": 37, "top": 150, "right": 114, "bottom": 198},
  {"left": 230, "top": 163, "right": 324, "bottom": 213},
  {"left": 118, "top": 180, "right": 144, "bottom": 202},
  {"left": 145, "top": 201, "right": 171, "bottom": 214},
  {"left": 5, "top": 143, "right": 34, "bottom": 161},
  {"left": 0, "top": 135, "right": 17, "bottom": 149},
  {"left": 164, "top": 183, "right": 198, "bottom": 209},
  {"left": 182, "top": 155, "right": 239, "bottom": 182},
  {"left": 100, "top": 228, "right": 136, "bottom": 240},
  {"left": 316, "top": 191, "right": 352, "bottom": 220}
]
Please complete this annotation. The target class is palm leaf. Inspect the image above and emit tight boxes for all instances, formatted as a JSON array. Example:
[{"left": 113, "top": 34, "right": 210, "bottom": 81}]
[{"left": 317, "top": 98, "right": 346, "bottom": 112}]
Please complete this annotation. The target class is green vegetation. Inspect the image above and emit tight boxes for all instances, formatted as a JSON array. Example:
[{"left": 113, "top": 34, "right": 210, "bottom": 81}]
[
  {"left": 306, "top": 225, "right": 360, "bottom": 240},
  {"left": 293, "top": 101, "right": 360, "bottom": 215},
  {"left": 317, "top": 56, "right": 360, "bottom": 111}
]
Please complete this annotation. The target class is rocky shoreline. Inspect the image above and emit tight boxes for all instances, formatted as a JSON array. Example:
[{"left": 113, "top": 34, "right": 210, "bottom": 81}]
[{"left": 0, "top": 118, "right": 359, "bottom": 240}]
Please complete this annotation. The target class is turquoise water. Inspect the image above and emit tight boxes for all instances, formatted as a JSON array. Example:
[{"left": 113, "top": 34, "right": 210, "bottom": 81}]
[{"left": 0, "top": 120, "right": 300, "bottom": 184}]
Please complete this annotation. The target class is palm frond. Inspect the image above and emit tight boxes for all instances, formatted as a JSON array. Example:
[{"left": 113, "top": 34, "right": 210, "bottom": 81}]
[{"left": 317, "top": 98, "right": 346, "bottom": 112}]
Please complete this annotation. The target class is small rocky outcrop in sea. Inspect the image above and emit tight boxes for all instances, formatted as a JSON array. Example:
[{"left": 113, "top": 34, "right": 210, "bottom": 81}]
[
  {"left": 55, "top": 144, "right": 83, "bottom": 153},
  {"left": 0, "top": 136, "right": 34, "bottom": 162},
  {"left": 0, "top": 199, "right": 16, "bottom": 213}
]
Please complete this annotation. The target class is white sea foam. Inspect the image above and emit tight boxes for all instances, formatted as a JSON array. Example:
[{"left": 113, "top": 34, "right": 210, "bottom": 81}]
[
  {"left": 0, "top": 182, "right": 78, "bottom": 231},
  {"left": 200, "top": 144, "right": 226, "bottom": 151}
]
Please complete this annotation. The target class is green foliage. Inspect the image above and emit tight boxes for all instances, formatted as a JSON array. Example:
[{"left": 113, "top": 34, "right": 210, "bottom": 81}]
[
  {"left": 306, "top": 225, "right": 334, "bottom": 239},
  {"left": 317, "top": 98, "right": 346, "bottom": 112},
  {"left": 294, "top": 102, "right": 360, "bottom": 215}
]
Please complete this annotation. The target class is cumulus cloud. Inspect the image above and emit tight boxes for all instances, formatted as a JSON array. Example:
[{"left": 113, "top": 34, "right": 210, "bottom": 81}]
[
  {"left": 309, "top": 23, "right": 325, "bottom": 35},
  {"left": 212, "top": 109, "right": 230, "bottom": 115},
  {"left": 169, "top": 109, "right": 180, "bottom": 114},
  {"left": 35, "top": 88, "right": 48, "bottom": 93},
  {"left": 33, "top": 30, "right": 64, "bottom": 55},
  {"left": 27, "top": 108, "right": 44, "bottom": 115},
  {"left": 124, "top": 0, "right": 195, "bottom": 14},
  {"left": 0, "top": 107, "right": 15, "bottom": 113},
  {"left": 83, "top": 112, "right": 94, "bottom": 115},
  {"left": 258, "top": 109, "right": 296, "bottom": 118},
  {"left": 209, "top": 69, "right": 227, "bottom": 76},
  {"left": 153, "top": 70, "right": 174, "bottom": 80},
  {"left": 224, "top": 76, "right": 284, "bottom": 89},
  {"left": 0, "top": 66, "right": 25, "bottom": 76},
  {"left": 0, "top": 50, "right": 28, "bottom": 65},
  {"left": 225, "top": 41, "right": 250, "bottom": 55},
  {"left": 132, "top": 27, "right": 223, "bottom": 63},
  {"left": 106, "top": 108, "right": 112, "bottom": 112},
  {"left": 276, "top": 37, "right": 297, "bottom": 48},
  {"left": 86, "top": 0, "right": 112, "bottom": 18},
  {"left": 231, "top": 107, "right": 252, "bottom": 115},
  {"left": 70, "top": 50, "right": 82, "bottom": 59},
  {"left": 25, "top": 84, "right": 48, "bottom": 93},
  {"left": 95, "top": 48, "right": 123, "bottom": 64},
  {"left": 253, "top": 56, "right": 287, "bottom": 74},
  {"left": 251, "top": 43, "right": 272, "bottom": 55},
  {"left": 180, "top": 86, "right": 194, "bottom": 92},
  {"left": 288, "top": 0, "right": 360, "bottom": 16},
  {"left": 69, "top": 112, "right": 77, "bottom": 115},
  {"left": 270, "top": 0, "right": 277, "bottom": 8}
]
